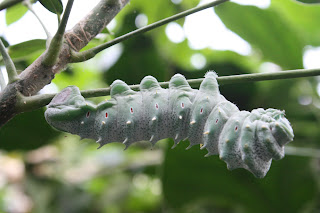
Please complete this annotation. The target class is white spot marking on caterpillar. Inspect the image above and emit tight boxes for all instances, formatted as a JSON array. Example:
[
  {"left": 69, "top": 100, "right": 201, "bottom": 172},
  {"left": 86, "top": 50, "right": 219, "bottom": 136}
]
[
  {"left": 190, "top": 120, "right": 196, "bottom": 125},
  {"left": 81, "top": 121, "right": 84, "bottom": 125},
  {"left": 149, "top": 135, "right": 154, "bottom": 142},
  {"left": 226, "top": 139, "right": 230, "bottom": 143},
  {"left": 171, "top": 143, "right": 178, "bottom": 149},
  {"left": 261, "top": 125, "right": 268, "bottom": 129},
  {"left": 175, "top": 133, "right": 179, "bottom": 140},
  {"left": 246, "top": 125, "right": 250, "bottom": 128},
  {"left": 179, "top": 115, "right": 182, "bottom": 120},
  {"left": 102, "top": 121, "right": 106, "bottom": 125},
  {"left": 203, "top": 131, "right": 209, "bottom": 135},
  {"left": 186, "top": 144, "right": 192, "bottom": 150},
  {"left": 126, "top": 120, "right": 132, "bottom": 125},
  {"left": 96, "top": 137, "right": 102, "bottom": 143},
  {"left": 123, "top": 138, "right": 128, "bottom": 144},
  {"left": 152, "top": 117, "right": 157, "bottom": 121}
]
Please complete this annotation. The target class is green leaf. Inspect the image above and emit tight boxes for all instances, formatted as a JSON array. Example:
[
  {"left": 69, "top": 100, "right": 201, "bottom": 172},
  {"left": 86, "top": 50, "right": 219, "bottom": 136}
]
[
  {"left": 39, "top": 0, "right": 63, "bottom": 15},
  {"left": 271, "top": 0, "right": 320, "bottom": 46},
  {"left": 5, "top": 3, "right": 28, "bottom": 26},
  {"left": 295, "top": 0, "right": 320, "bottom": 3},
  {"left": 215, "top": 2, "right": 304, "bottom": 69},
  {"left": 8, "top": 39, "right": 46, "bottom": 60}
]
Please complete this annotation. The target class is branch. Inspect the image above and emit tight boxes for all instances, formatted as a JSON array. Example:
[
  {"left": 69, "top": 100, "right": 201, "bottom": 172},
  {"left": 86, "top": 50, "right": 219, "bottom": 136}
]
[
  {"left": 42, "top": 0, "right": 74, "bottom": 66},
  {"left": 0, "top": 0, "right": 23, "bottom": 11},
  {"left": 19, "top": 68, "right": 320, "bottom": 112},
  {"left": 64, "top": 0, "right": 129, "bottom": 52},
  {"left": 0, "top": 38, "right": 18, "bottom": 83},
  {"left": 71, "top": 0, "right": 230, "bottom": 62}
]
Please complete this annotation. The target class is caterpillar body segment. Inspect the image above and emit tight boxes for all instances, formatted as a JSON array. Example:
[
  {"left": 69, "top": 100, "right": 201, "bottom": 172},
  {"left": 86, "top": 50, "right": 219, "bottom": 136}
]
[{"left": 45, "top": 72, "right": 294, "bottom": 178}]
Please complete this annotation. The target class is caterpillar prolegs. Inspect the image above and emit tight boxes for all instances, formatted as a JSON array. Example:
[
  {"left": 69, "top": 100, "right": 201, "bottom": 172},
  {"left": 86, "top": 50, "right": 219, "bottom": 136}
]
[{"left": 45, "top": 72, "right": 294, "bottom": 178}]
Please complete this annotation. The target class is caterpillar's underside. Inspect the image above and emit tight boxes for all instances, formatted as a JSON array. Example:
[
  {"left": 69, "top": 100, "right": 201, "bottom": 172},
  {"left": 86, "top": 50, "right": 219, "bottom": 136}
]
[{"left": 45, "top": 72, "right": 294, "bottom": 178}]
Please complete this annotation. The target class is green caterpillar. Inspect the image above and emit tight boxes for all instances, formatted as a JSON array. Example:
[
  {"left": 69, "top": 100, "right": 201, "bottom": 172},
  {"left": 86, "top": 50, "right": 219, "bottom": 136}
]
[{"left": 45, "top": 72, "right": 294, "bottom": 178}]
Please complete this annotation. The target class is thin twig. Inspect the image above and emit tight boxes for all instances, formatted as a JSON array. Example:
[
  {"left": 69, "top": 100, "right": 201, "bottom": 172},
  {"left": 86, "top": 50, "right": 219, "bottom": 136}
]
[
  {"left": 0, "top": 39, "right": 18, "bottom": 83},
  {"left": 24, "top": 0, "right": 51, "bottom": 38},
  {"left": 19, "top": 68, "right": 320, "bottom": 111},
  {"left": 42, "top": 0, "right": 74, "bottom": 66},
  {"left": 285, "top": 146, "right": 320, "bottom": 158},
  {"left": 70, "top": 0, "right": 230, "bottom": 62}
]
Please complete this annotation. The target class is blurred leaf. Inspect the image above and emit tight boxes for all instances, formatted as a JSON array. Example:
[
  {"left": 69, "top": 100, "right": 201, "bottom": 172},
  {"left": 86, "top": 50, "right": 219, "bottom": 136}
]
[
  {"left": 39, "top": 0, "right": 63, "bottom": 15},
  {"left": 0, "top": 109, "right": 59, "bottom": 151},
  {"left": 294, "top": 0, "right": 320, "bottom": 3},
  {"left": 215, "top": 2, "right": 304, "bottom": 69},
  {"left": 5, "top": 3, "right": 28, "bottom": 25},
  {"left": 162, "top": 140, "right": 317, "bottom": 212},
  {"left": 271, "top": 0, "right": 320, "bottom": 46},
  {"left": 8, "top": 39, "right": 46, "bottom": 60}
]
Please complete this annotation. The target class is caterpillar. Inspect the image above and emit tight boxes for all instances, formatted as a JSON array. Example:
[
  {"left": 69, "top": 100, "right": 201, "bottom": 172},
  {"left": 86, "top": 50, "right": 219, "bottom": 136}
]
[{"left": 45, "top": 72, "right": 294, "bottom": 178}]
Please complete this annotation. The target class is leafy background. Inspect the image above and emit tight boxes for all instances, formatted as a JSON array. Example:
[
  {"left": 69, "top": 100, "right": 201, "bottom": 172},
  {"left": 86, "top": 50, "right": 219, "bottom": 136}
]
[{"left": 0, "top": 0, "right": 320, "bottom": 212}]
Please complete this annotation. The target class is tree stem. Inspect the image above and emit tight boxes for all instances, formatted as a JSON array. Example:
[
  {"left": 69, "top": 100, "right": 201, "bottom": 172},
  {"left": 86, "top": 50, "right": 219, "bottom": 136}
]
[
  {"left": 71, "top": 0, "right": 230, "bottom": 62},
  {"left": 0, "top": 39, "right": 18, "bottom": 83},
  {"left": 20, "top": 68, "right": 320, "bottom": 111},
  {"left": 42, "top": 0, "right": 74, "bottom": 66}
]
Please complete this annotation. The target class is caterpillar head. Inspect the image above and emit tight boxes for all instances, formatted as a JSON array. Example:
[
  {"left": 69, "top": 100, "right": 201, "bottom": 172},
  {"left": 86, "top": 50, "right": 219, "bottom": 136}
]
[
  {"left": 265, "top": 108, "right": 294, "bottom": 146},
  {"left": 253, "top": 108, "right": 294, "bottom": 146},
  {"left": 45, "top": 86, "right": 97, "bottom": 139}
]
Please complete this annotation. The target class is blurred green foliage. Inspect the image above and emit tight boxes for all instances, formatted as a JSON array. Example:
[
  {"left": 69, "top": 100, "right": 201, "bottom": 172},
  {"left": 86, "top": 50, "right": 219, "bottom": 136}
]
[
  {"left": 5, "top": 2, "right": 28, "bottom": 26},
  {"left": 0, "top": 0, "right": 320, "bottom": 212}
]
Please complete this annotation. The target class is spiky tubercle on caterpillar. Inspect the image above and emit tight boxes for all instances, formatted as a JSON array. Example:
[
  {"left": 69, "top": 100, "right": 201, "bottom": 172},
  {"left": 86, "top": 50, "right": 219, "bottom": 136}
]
[{"left": 45, "top": 72, "right": 294, "bottom": 178}]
